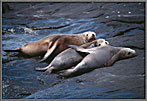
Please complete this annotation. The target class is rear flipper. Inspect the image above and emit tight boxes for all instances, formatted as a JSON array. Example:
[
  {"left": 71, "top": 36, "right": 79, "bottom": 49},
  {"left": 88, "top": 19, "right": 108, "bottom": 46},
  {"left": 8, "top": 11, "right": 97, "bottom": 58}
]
[
  {"left": 35, "top": 65, "right": 50, "bottom": 71},
  {"left": 58, "top": 69, "right": 73, "bottom": 78},
  {"left": 4, "top": 48, "right": 21, "bottom": 52},
  {"left": 36, "top": 66, "right": 54, "bottom": 74}
]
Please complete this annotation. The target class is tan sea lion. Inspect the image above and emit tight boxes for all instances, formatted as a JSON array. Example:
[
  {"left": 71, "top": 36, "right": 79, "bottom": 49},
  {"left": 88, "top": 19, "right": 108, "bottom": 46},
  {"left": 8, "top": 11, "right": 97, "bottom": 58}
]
[
  {"left": 35, "top": 39, "right": 109, "bottom": 73},
  {"left": 4, "top": 31, "right": 96, "bottom": 62},
  {"left": 59, "top": 45, "right": 136, "bottom": 78}
]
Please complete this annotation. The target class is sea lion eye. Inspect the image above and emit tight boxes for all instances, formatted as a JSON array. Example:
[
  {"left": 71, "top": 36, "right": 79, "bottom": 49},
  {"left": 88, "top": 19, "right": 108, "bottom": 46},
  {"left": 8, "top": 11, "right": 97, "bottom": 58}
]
[
  {"left": 105, "top": 42, "right": 108, "bottom": 44},
  {"left": 128, "top": 52, "right": 131, "bottom": 55},
  {"left": 98, "top": 44, "right": 101, "bottom": 46},
  {"left": 105, "top": 41, "right": 109, "bottom": 45}
]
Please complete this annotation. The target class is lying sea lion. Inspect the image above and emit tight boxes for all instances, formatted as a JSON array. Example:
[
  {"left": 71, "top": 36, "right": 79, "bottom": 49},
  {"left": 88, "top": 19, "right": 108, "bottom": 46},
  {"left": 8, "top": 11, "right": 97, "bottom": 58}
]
[
  {"left": 59, "top": 45, "right": 136, "bottom": 78},
  {"left": 4, "top": 31, "right": 96, "bottom": 62},
  {"left": 35, "top": 39, "right": 109, "bottom": 73}
]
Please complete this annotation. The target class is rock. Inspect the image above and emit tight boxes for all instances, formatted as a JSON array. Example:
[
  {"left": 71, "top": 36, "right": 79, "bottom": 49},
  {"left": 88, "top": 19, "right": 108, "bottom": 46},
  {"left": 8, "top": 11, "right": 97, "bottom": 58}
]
[
  {"left": 25, "top": 82, "right": 138, "bottom": 99},
  {"left": 2, "top": 2, "right": 145, "bottom": 99},
  {"left": 25, "top": 27, "right": 145, "bottom": 99}
]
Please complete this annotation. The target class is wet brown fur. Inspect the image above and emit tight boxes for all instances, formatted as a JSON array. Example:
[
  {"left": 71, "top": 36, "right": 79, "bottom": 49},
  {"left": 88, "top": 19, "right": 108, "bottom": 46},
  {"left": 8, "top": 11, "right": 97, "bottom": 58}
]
[{"left": 5, "top": 33, "right": 96, "bottom": 59}]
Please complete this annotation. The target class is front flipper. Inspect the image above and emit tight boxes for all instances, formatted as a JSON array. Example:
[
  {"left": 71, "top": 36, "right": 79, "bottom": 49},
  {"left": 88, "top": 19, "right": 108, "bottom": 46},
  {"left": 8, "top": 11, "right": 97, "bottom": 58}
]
[
  {"left": 104, "top": 50, "right": 121, "bottom": 67},
  {"left": 68, "top": 45, "right": 93, "bottom": 54},
  {"left": 40, "top": 40, "right": 58, "bottom": 62}
]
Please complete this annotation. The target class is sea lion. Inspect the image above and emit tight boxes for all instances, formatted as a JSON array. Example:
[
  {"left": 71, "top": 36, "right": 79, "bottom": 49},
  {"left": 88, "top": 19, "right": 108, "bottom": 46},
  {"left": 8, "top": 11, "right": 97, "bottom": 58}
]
[
  {"left": 4, "top": 31, "right": 96, "bottom": 62},
  {"left": 35, "top": 39, "right": 109, "bottom": 73},
  {"left": 59, "top": 45, "right": 136, "bottom": 78}
]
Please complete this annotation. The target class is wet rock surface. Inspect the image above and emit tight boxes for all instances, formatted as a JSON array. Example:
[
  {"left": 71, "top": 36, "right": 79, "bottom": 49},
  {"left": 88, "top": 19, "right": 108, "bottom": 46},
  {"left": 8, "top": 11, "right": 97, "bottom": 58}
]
[{"left": 2, "top": 2, "right": 145, "bottom": 99}]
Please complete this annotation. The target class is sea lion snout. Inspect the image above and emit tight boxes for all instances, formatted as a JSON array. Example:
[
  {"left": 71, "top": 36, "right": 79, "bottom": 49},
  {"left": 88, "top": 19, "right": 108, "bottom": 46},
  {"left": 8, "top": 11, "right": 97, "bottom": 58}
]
[
  {"left": 121, "top": 48, "right": 137, "bottom": 58},
  {"left": 96, "top": 39, "right": 109, "bottom": 46},
  {"left": 90, "top": 32, "right": 96, "bottom": 39},
  {"left": 129, "top": 49, "right": 137, "bottom": 56},
  {"left": 83, "top": 31, "right": 96, "bottom": 42}
]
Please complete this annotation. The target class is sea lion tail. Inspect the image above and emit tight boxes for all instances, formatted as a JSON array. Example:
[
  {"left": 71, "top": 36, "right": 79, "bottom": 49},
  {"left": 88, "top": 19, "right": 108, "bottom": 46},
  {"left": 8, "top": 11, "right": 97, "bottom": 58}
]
[{"left": 4, "top": 48, "right": 21, "bottom": 52}]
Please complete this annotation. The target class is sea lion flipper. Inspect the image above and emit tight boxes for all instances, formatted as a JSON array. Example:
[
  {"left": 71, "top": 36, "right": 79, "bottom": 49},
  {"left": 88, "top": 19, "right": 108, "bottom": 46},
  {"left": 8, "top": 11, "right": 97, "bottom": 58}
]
[
  {"left": 68, "top": 45, "right": 85, "bottom": 52},
  {"left": 104, "top": 50, "right": 121, "bottom": 66},
  {"left": 35, "top": 65, "right": 54, "bottom": 74},
  {"left": 40, "top": 40, "right": 58, "bottom": 62},
  {"left": 39, "top": 49, "right": 52, "bottom": 62},
  {"left": 4, "top": 48, "right": 21, "bottom": 52},
  {"left": 35, "top": 66, "right": 50, "bottom": 71},
  {"left": 68, "top": 45, "right": 93, "bottom": 54},
  {"left": 68, "top": 45, "right": 78, "bottom": 49},
  {"left": 45, "top": 66, "right": 54, "bottom": 74},
  {"left": 58, "top": 69, "right": 72, "bottom": 77}
]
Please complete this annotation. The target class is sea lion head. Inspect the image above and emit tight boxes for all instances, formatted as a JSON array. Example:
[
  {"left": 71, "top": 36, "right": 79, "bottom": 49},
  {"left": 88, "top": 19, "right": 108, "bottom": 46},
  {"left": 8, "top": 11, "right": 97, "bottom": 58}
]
[
  {"left": 120, "top": 48, "right": 137, "bottom": 59},
  {"left": 88, "top": 39, "right": 109, "bottom": 48},
  {"left": 95, "top": 39, "right": 109, "bottom": 46},
  {"left": 83, "top": 31, "right": 96, "bottom": 42}
]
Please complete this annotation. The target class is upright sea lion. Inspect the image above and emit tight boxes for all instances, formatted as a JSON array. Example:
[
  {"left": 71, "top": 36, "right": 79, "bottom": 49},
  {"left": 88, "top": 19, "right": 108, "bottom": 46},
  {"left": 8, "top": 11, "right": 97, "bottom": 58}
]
[
  {"left": 4, "top": 31, "right": 96, "bottom": 62},
  {"left": 35, "top": 39, "right": 109, "bottom": 73},
  {"left": 59, "top": 45, "right": 136, "bottom": 78}
]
